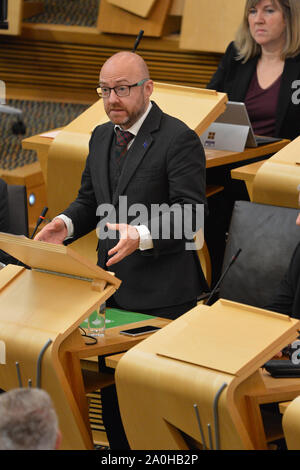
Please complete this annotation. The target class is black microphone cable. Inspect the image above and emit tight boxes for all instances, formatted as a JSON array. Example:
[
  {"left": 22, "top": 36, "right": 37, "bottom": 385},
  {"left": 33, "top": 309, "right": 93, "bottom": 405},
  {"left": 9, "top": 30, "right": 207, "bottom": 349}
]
[{"left": 205, "top": 248, "right": 242, "bottom": 306}]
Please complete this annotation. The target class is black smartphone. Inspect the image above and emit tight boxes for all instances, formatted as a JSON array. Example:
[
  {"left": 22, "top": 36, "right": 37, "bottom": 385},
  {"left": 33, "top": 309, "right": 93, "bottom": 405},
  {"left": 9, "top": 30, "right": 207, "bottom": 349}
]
[{"left": 119, "top": 325, "right": 161, "bottom": 337}]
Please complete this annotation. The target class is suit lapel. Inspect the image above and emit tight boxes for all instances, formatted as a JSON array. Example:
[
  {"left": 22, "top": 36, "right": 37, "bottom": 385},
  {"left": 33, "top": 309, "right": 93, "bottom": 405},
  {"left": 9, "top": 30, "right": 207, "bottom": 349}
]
[
  {"left": 112, "top": 103, "right": 161, "bottom": 206},
  {"left": 95, "top": 124, "right": 114, "bottom": 203}
]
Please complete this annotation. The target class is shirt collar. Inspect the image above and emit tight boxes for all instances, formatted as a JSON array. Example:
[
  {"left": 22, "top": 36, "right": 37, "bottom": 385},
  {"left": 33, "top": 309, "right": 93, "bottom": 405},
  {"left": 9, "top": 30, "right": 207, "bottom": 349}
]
[{"left": 114, "top": 101, "right": 152, "bottom": 137}]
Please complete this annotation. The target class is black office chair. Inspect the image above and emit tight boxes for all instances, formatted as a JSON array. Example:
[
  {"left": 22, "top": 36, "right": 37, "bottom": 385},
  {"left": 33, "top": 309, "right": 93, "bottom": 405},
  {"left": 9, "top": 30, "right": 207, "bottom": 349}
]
[
  {"left": 0, "top": 183, "right": 28, "bottom": 267},
  {"left": 7, "top": 184, "right": 29, "bottom": 237},
  {"left": 208, "top": 200, "right": 300, "bottom": 309}
]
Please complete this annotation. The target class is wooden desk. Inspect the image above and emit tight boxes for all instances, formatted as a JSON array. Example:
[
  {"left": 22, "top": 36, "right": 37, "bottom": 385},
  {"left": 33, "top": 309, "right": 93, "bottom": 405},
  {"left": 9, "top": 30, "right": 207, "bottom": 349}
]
[
  {"left": 82, "top": 329, "right": 300, "bottom": 450},
  {"left": 279, "top": 401, "right": 291, "bottom": 415},
  {"left": 205, "top": 139, "right": 289, "bottom": 168},
  {"left": 22, "top": 130, "right": 289, "bottom": 176},
  {"left": 245, "top": 369, "right": 300, "bottom": 449},
  {"left": 231, "top": 160, "right": 266, "bottom": 200},
  {"left": 77, "top": 317, "right": 169, "bottom": 446},
  {"left": 22, "top": 128, "right": 62, "bottom": 183}
]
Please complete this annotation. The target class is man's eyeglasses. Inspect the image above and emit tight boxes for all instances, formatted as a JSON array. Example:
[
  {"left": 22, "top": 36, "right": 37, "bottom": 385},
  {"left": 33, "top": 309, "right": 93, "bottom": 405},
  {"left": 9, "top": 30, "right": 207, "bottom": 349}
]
[{"left": 96, "top": 78, "right": 149, "bottom": 98}]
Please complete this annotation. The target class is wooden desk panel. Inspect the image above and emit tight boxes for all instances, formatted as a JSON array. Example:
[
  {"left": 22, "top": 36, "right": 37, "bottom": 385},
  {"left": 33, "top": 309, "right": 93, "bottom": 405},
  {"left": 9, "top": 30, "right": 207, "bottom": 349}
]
[
  {"left": 206, "top": 139, "right": 289, "bottom": 168},
  {"left": 244, "top": 369, "right": 300, "bottom": 449},
  {"left": 231, "top": 160, "right": 266, "bottom": 200},
  {"left": 22, "top": 131, "right": 289, "bottom": 174}
]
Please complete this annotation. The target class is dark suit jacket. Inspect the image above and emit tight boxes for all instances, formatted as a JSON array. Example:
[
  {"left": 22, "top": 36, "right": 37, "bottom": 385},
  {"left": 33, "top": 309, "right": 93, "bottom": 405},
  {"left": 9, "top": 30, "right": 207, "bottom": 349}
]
[
  {"left": 207, "top": 41, "right": 300, "bottom": 141},
  {"left": 265, "top": 242, "right": 300, "bottom": 319},
  {"left": 63, "top": 101, "right": 208, "bottom": 310}
]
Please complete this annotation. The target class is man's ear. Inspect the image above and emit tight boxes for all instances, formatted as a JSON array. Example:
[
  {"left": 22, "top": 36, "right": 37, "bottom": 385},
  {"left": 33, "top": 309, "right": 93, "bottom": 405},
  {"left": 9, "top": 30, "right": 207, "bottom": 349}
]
[{"left": 145, "top": 79, "right": 154, "bottom": 99}]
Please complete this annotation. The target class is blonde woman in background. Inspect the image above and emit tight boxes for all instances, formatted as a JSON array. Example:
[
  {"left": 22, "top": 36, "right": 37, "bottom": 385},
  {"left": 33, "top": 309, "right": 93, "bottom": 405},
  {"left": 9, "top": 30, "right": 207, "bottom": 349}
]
[{"left": 208, "top": 0, "right": 300, "bottom": 141}]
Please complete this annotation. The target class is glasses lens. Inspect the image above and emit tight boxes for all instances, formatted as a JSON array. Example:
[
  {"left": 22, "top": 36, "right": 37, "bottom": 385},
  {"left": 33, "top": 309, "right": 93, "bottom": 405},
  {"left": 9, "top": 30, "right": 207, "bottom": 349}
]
[
  {"left": 100, "top": 87, "right": 111, "bottom": 97},
  {"left": 115, "top": 85, "right": 130, "bottom": 97}
]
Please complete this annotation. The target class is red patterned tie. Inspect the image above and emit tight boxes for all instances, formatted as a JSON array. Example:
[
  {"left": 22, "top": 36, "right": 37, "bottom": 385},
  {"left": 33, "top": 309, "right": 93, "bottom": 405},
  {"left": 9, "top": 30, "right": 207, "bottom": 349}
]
[{"left": 115, "top": 128, "right": 134, "bottom": 159}]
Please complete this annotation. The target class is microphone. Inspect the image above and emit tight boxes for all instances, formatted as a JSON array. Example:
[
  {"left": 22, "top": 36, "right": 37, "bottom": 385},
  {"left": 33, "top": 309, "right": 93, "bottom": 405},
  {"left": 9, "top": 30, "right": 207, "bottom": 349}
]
[
  {"left": 30, "top": 207, "right": 48, "bottom": 240},
  {"left": 205, "top": 248, "right": 242, "bottom": 306},
  {"left": 132, "top": 30, "right": 144, "bottom": 52}
]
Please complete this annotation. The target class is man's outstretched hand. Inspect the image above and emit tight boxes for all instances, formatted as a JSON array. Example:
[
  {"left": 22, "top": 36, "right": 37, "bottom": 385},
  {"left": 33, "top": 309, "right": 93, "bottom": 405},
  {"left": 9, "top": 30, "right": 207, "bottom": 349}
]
[
  {"left": 34, "top": 218, "right": 68, "bottom": 244},
  {"left": 106, "top": 223, "right": 140, "bottom": 267}
]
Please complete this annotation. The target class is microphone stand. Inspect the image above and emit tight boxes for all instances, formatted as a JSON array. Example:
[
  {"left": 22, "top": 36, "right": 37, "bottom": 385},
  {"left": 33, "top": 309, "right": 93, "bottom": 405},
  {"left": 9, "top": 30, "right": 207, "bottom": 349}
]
[
  {"left": 30, "top": 207, "right": 48, "bottom": 240},
  {"left": 132, "top": 30, "right": 144, "bottom": 52},
  {"left": 205, "top": 249, "right": 242, "bottom": 306}
]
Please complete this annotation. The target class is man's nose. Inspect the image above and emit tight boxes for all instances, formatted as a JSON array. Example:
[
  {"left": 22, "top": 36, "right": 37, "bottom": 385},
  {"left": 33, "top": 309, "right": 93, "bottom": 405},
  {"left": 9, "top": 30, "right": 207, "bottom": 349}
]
[{"left": 108, "top": 88, "right": 120, "bottom": 103}]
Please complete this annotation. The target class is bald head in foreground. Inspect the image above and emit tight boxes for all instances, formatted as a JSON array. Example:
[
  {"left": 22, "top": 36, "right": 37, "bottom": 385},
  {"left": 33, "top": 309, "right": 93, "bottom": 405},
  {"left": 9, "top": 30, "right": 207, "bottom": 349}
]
[{"left": 0, "top": 388, "right": 61, "bottom": 450}]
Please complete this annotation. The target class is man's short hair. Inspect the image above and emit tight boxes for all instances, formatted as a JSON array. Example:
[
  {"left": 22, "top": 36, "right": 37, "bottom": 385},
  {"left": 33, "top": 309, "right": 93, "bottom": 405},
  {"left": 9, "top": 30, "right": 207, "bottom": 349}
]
[{"left": 0, "top": 388, "right": 59, "bottom": 450}]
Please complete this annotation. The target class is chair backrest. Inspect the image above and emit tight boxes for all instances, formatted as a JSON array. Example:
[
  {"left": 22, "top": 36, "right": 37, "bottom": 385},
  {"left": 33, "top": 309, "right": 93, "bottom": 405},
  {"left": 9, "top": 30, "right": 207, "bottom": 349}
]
[
  {"left": 219, "top": 201, "right": 300, "bottom": 309},
  {"left": 7, "top": 184, "right": 29, "bottom": 237}
]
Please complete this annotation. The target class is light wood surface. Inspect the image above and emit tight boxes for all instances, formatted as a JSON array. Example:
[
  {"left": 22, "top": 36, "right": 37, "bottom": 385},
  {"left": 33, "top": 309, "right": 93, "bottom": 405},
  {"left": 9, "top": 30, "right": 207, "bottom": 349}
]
[
  {"left": 246, "top": 372, "right": 300, "bottom": 448},
  {"left": 180, "top": 0, "right": 244, "bottom": 53},
  {"left": 107, "top": 0, "right": 157, "bottom": 18},
  {"left": 97, "top": 0, "right": 179, "bottom": 37},
  {"left": 115, "top": 299, "right": 300, "bottom": 450},
  {"left": 0, "top": 232, "right": 121, "bottom": 288},
  {"left": 279, "top": 401, "right": 291, "bottom": 414},
  {"left": 23, "top": 134, "right": 288, "bottom": 173},
  {"left": 0, "top": 233, "right": 170, "bottom": 449},
  {"left": 0, "top": 235, "right": 118, "bottom": 450},
  {"left": 252, "top": 136, "right": 300, "bottom": 208},
  {"left": 231, "top": 160, "right": 266, "bottom": 183},
  {"left": 2, "top": 24, "right": 221, "bottom": 103},
  {"left": 206, "top": 139, "right": 289, "bottom": 168},
  {"left": 283, "top": 396, "right": 300, "bottom": 449},
  {"left": 170, "top": 0, "right": 185, "bottom": 15},
  {"left": 108, "top": 0, "right": 184, "bottom": 18},
  {"left": 105, "top": 352, "right": 125, "bottom": 369},
  {"left": 0, "top": 0, "right": 23, "bottom": 36},
  {"left": 231, "top": 137, "right": 298, "bottom": 204},
  {"left": 231, "top": 160, "right": 266, "bottom": 200}
]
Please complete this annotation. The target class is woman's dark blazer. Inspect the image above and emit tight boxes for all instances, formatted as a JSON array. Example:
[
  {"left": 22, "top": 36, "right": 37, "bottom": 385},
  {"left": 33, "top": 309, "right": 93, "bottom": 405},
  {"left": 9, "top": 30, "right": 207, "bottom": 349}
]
[{"left": 207, "top": 41, "right": 300, "bottom": 141}]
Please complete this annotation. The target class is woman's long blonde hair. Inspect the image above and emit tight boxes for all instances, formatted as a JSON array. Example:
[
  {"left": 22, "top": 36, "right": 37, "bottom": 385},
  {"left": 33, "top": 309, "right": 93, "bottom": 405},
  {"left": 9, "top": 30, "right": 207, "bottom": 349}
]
[{"left": 235, "top": 0, "right": 300, "bottom": 62}]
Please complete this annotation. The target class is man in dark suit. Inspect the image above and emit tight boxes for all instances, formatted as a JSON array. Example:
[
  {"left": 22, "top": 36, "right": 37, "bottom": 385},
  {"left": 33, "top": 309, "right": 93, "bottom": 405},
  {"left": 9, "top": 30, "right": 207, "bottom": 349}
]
[
  {"left": 35, "top": 51, "right": 208, "bottom": 319},
  {"left": 35, "top": 51, "right": 207, "bottom": 449}
]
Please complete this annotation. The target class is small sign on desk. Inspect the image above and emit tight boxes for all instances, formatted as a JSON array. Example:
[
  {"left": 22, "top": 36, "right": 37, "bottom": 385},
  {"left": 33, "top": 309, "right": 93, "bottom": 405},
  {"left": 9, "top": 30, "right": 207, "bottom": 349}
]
[{"left": 200, "top": 122, "right": 249, "bottom": 152}]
